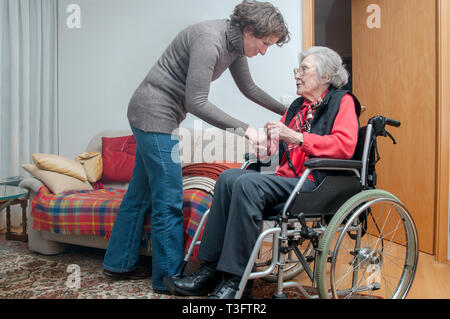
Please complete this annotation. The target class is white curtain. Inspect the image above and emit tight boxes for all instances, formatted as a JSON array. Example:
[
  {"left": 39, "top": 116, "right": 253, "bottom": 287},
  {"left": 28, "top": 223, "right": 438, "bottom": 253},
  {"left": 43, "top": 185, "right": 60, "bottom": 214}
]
[{"left": 0, "top": 0, "right": 58, "bottom": 179}]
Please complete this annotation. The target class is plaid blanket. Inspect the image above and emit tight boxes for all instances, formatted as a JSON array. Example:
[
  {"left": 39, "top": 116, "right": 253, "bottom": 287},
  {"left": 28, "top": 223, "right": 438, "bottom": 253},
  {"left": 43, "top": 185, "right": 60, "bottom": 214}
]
[
  {"left": 182, "top": 189, "right": 212, "bottom": 259},
  {"left": 31, "top": 185, "right": 212, "bottom": 254},
  {"left": 31, "top": 186, "right": 147, "bottom": 239}
]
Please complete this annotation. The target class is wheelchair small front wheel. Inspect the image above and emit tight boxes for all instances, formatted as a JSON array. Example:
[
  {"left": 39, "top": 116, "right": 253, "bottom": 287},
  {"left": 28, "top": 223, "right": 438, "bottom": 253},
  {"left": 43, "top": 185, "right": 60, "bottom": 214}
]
[{"left": 316, "top": 190, "right": 419, "bottom": 299}]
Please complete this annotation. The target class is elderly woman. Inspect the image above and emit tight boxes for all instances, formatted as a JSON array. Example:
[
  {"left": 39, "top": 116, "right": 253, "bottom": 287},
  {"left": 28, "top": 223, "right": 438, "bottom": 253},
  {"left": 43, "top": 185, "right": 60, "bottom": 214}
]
[
  {"left": 102, "top": 1, "right": 290, "bottom": 294},
  {"left": 168, "top": 46, "right": 360, "bottom": 299}
]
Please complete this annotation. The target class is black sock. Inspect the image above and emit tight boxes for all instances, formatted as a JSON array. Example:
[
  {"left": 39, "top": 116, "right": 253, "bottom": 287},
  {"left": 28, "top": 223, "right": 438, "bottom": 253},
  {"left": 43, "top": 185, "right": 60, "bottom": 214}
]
[
  {"left": 202, "top": 260, "right": 218, "bottom": 270},
  {"left": 224, "top": 272, "right": 241, "bottom": 283}
]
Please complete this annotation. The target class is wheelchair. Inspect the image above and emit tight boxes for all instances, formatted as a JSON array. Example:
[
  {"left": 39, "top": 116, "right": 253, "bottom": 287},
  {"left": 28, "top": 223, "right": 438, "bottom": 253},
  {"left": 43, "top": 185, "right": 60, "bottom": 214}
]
[{"left": 181, "top": 115, "right": 419, "bottom": 299}]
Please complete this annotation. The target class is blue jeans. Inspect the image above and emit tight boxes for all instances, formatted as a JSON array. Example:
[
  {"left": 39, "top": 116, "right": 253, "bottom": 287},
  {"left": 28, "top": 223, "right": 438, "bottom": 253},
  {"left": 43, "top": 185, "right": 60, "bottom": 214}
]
[{"left": 102, "top": 126, "right": 184, "bottom": 291}]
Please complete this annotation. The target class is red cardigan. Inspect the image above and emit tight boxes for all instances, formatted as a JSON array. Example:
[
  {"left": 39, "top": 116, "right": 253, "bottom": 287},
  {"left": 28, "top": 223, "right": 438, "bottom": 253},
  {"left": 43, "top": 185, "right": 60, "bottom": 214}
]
[{"left": 275, "top": 93, "right": 359, "bottom": 180}]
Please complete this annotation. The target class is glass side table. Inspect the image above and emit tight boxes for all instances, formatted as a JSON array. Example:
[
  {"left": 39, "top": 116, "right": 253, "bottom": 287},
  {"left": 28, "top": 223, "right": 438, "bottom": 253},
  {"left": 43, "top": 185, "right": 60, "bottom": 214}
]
[{"left": 0, "top": 185, "right": 29, "bottom": 242}]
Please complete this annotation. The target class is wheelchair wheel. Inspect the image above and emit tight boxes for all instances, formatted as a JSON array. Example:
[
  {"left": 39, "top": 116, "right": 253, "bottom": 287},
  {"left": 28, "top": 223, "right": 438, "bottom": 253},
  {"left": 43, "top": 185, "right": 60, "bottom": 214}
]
[{"left": 316, "top": 190, "right": 418, "bottom": 299}]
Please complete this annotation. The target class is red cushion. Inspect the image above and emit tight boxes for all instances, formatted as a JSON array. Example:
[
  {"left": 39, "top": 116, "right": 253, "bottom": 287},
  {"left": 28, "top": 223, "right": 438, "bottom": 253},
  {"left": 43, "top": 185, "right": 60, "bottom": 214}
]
[{"left": 101, "top": 135, "right": 136, "bottom": 182}]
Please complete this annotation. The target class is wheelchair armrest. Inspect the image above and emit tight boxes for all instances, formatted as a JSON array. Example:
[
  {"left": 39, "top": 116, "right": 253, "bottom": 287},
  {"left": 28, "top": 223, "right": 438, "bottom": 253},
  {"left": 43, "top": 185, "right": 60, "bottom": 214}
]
[
  {"left": 304, "top": 158, "right": 362, "bottom": 170},
  {"left": 244, "top": 152, "right": 258, "bottom": 162}
]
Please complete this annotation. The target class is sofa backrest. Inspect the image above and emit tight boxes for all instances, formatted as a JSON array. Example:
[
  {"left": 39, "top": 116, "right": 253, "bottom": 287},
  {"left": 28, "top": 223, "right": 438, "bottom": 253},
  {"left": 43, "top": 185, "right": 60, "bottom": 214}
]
[
  {"left": 85, "top": 129, "right": 133, "bottom": 153},
  {"left": 85, "top": 128, "right": 254, "bottom": 189}
]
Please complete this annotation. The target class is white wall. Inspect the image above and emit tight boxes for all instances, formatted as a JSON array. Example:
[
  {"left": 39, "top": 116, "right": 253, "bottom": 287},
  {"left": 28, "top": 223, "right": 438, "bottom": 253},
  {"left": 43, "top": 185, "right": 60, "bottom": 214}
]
[{"left": 58, "top": 0, "right": 302, "bottom": 159}]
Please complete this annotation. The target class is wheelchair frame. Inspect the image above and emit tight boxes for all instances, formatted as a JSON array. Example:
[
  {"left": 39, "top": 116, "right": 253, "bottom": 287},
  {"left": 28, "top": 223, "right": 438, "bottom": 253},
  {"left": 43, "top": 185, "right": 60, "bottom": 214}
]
[{"left": 181, "top": 117, "right": 419, "bottom": 299}]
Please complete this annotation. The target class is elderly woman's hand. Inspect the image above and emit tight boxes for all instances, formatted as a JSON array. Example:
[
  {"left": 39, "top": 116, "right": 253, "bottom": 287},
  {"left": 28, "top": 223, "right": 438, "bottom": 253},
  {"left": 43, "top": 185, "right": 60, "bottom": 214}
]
[{"left": 265, "top": 121, "right": 303, "bottom": 145}]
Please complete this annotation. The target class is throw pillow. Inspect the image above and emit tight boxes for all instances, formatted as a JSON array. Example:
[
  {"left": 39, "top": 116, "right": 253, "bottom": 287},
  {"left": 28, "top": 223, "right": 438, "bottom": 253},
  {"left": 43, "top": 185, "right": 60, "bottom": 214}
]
[
  {"left": 22, "top": 164, "right": 93, "bottom": 194},
  {"left": 32, "top": 153, "right": 87, "bottom": 182},
  {"left": 101, "top": 135, "right": 136, "bottom": 182},
  {"left": 75, "top": 151, "right": 103, "bottom": 183}
]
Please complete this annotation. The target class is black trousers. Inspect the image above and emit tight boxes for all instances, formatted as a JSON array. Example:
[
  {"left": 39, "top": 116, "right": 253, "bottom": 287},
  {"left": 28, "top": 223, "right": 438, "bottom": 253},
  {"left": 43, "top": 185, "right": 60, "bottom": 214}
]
[{"left": 197, "top": 169, "right": 315, "bottom": 277}]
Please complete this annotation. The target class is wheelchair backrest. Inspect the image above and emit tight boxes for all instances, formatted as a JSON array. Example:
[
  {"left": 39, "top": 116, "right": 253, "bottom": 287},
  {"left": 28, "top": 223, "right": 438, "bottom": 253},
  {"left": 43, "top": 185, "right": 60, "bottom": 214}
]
[
  {"left": 283, "top": 123, "right": 374, "bottom": 218},
  {"left": 351, "top": 126, "right": 368, "bottom": 162},
  {"left": 281, "top": 118, "right": 396, "bottom": 219},
  {"left": 353, "top": 124, "right": 378, "bottom": 188}
]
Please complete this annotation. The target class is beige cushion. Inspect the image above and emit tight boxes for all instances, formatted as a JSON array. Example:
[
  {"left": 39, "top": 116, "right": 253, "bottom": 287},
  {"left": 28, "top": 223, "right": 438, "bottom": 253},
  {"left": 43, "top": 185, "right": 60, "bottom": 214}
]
[
  {"left": 22, "top": 164, "right": 93, "bottom": 194},
  {"left": 75, "top": 152, "right": 103, "bottom": 183},
  {"left": 32, "top": 153, "right": 87, "bottom": 182}
]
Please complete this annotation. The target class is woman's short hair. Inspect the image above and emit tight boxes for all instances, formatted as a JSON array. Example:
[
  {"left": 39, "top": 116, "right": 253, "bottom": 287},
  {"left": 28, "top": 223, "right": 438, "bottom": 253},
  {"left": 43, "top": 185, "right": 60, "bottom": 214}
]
[
  {"left": 230, "top": 0, "right": 290, "bottom": 46},
  {"left": 300, "top": 46, "right": 349, "bottom": 89}
]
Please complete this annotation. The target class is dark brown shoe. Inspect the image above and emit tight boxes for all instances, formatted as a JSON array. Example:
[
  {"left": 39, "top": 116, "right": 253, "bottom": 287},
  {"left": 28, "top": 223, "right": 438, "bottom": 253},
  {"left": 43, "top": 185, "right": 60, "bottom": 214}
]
[{"left": 103, "top": 266, "right": 151, "bottom": 280}]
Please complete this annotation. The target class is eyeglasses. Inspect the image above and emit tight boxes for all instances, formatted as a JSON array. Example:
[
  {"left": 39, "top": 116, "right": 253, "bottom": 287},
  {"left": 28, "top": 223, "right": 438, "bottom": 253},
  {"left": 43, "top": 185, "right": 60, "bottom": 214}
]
[{"left": 293, "top": 65, "right": 314, "bottom": 76}]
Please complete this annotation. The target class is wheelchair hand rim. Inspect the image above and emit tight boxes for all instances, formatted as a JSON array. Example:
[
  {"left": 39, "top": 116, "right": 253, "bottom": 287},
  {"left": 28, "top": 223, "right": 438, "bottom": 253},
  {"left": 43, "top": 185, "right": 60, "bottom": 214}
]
[{"left": 330, "top": 197, "right": 419, "bottom": 299}]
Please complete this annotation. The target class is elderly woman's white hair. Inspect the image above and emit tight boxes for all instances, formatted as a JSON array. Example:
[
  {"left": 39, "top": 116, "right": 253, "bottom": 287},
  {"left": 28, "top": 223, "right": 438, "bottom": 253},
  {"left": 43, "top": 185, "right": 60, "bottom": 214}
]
[{"left": 299, "top": 46, "right": 349, "bottom": 89}]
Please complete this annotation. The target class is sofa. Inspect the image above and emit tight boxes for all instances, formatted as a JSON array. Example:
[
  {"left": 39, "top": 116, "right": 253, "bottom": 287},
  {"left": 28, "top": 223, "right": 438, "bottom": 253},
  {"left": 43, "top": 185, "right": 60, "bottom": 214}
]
[{"left": 19, "top": 128, "right": 252, "bottom": 256}]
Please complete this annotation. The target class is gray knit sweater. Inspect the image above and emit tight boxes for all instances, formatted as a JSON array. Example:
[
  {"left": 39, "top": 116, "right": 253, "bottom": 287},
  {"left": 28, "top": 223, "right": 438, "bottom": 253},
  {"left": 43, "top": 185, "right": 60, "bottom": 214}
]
[{"left": 127, "top": 19, "right": 286, "bottom": 135}]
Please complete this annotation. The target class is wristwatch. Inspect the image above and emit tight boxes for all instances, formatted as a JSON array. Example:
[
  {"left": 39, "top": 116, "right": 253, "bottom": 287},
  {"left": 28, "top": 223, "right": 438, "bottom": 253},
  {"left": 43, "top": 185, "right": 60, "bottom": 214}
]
[{"left": 299, "top": 133, "right": 304, "bottom": 146}]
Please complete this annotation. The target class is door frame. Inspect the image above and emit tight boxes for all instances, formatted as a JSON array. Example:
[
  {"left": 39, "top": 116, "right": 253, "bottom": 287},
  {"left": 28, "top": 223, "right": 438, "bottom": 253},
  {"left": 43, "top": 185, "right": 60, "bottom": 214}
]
[
  {"left": 302, "top": 0, "right": 450, "bottom": 263},
  {"left": 436, "top": 0, "right": 450, "bottom": 263}
]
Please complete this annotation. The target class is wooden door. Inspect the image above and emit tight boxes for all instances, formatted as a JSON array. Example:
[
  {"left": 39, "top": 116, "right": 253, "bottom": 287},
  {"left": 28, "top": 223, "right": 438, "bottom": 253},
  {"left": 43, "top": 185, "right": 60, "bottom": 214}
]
[{"left": 352, "top": 0, "right": 437, "bottom": 254}]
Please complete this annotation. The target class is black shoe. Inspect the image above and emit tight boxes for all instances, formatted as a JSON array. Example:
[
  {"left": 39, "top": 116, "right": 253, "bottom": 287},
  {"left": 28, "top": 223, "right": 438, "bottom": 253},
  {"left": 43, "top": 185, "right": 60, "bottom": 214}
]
[
  {"left": 207, "top": 279, "right": 253, "bottom": 299},
  {"left": 163, "top": 275, "right": 184, "bottom": 295},
  {"left": 102, "top": 266, "right": 151, "bottom": 280},
  {"left": 172, "top": 264, "right": 222, "bottom": 296}
]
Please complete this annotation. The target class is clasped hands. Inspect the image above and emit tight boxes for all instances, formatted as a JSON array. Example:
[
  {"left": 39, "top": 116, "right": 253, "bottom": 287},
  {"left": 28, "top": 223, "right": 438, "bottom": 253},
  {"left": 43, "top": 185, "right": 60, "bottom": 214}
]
[{"left": 245, "top": 121, "right": 303, "bottom": 157}]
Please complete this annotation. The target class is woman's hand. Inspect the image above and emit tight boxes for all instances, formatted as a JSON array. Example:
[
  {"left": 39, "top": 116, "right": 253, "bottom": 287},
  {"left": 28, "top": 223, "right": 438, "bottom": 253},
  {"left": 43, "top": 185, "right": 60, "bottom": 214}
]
[
  {"left": 245, "top": 126, "right": 267, "bottom": 144},
  {"left": 265, "top": 121, "right": 303, "bottom": 145},
  {"left": 245, "top": 126, "right": 268, "bottom": 156}
]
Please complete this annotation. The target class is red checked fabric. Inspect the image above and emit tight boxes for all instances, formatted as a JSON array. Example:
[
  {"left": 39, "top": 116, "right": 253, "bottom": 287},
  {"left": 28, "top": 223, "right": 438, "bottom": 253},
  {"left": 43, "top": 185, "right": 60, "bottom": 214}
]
[
  {"left": 30, "top": 186, "right": 212, "bottom": 253},
  {"left": 182, "top": 189, "right": 212, "bottom": 259},
  {"left": 30, "top": 185, "right": 150, "bottom": 240}
]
